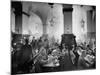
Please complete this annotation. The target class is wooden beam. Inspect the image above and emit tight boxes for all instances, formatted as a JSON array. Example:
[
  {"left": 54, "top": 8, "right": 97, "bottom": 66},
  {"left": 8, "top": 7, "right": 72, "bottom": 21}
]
[{"left": 22, "top": 11, "right": 30, "bottom": 17}]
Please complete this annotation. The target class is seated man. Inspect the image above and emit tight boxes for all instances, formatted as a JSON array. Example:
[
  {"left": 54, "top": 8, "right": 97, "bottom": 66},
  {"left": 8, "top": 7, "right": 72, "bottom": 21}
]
[
  {"left": 12, "top": 38, "right": 33, "bottom": 74},
  {"left": 62, "top": 44, "right": 68, "bottom": 55}
]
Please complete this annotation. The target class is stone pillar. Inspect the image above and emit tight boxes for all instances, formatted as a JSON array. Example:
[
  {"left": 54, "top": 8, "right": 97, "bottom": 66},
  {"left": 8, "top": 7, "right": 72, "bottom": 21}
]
[
  {"left": 87, "top": 10, "right": 96, "bottom": 39},
  {"left": 43, "top": 23, "right": 47, "bottom": 35},
  {"left": 63, "top": 6, "right": 73, "bottom": 34},
  {"left": 12, "top": 2, "right": 22, "bottom": 34}
]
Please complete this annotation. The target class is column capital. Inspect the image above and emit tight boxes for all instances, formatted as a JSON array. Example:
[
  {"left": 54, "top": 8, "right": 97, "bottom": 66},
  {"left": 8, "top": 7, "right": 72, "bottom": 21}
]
[{"left": 63, "top": 8, "right": 73, "bottom": 13}]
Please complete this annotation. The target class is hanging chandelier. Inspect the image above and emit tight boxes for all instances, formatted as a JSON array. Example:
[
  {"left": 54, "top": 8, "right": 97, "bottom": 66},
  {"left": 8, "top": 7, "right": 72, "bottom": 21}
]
[{"left": 48, "top": 3, "right": 56, "bottom": 27}]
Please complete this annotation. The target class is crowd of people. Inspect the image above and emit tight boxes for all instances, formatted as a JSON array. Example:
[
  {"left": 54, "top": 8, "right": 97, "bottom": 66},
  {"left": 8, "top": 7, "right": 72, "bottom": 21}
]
[{"left": 11, "top": 34, "right": 96, "bottom": 74}]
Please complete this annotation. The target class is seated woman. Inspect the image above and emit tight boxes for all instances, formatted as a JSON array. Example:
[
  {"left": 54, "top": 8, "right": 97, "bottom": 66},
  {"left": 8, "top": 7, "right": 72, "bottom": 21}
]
[
  {"left": 73, "top": 47, "right": 80, "bottom": 67},
  {"left": 77, "top": 49, "right": 95, "bottom": 70},
  {"left": 33, "top": 46, "right": 48, "bottom": 73},
  {"left": 70, "top": 45, "right": 76, "bottom": 65},
  {"left": 78, "top": 50, "right": 88, "bottom": 69}
]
